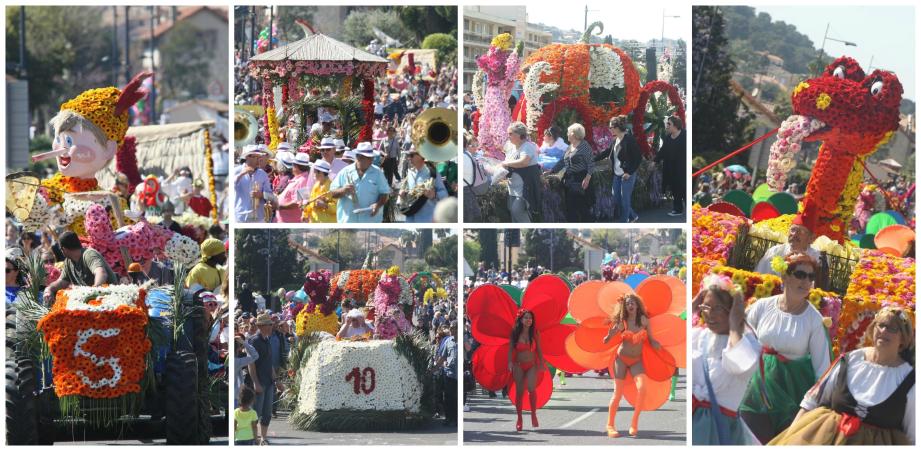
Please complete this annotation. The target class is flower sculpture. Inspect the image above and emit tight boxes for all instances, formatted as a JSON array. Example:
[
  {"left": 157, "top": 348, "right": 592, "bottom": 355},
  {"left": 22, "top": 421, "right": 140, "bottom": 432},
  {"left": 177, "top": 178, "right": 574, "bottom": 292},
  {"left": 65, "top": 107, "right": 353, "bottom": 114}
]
[
  {"left": 82, "top": 204, "right": 200, "bottom": 276},
  {"left": 521, "top": 62, "right": 559, "bottom": 133},
  {"left": 295, "top": 270, "right": 340, "bottom": 336},
  {"left": 37, "top": 284, "right": 151, "bottom": 398},
  {"left": 371, "top": 272, "right": 412, "bottom": 339},
  {"left": 768, "top": 57, "right": 903, "bottom": 242},
  {"left": 565, "top": 276, "right": 686, "bottom": 411},
  {"left": 467, "top": 275, "right": 584, "bottom": 410},
  {"left": 330, "top": 269, "right": 383, "bottom": 305},
  {"left": 475, "top": 33, "right": 521, "bottom": 158},
  {"left": 632, "top": 80, "right": 687, "bottom": 156},
  {"left": 691, "top": 204, "right": 749, "bottom": 264}
]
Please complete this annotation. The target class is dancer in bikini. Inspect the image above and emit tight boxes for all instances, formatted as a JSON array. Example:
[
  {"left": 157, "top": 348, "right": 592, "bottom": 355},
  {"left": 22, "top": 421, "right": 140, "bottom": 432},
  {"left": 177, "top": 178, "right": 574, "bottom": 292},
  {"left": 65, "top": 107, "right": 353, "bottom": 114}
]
[
  {"left": 507, "top": 309, "right": 545, "bottom": 431},
  {"left": 603, "top": 294, "right": 661, "bottom": 437}
]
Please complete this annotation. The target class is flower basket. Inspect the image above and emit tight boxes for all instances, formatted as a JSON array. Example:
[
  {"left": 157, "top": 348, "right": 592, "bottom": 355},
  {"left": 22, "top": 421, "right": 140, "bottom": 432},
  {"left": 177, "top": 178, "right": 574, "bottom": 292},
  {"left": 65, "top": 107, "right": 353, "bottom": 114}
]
[
  {"left": 728, "top": 225, "right": 778, "bottom": 271},
  {"left": 37, "top": 285, "right": 151, "bottom": 400},
  {"left": 289, "top": 334, "right": 432, "bottom": 431}
]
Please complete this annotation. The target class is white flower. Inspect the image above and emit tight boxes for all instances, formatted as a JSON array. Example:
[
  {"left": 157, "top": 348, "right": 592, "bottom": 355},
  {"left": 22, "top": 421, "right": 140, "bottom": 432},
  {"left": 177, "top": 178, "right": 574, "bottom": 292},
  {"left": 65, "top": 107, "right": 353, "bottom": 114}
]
[
  {"left": 398, "top": 278, "right": 413, "bottom": 306},
  {"left": 65, "top": 284, "right": 142, "bottom": 312},
  {"left": 472, "top": 70, "right": 486, "bottom": 112},
  {"left": 297, "top": 339, "right": 422, "bottom": 414},
  {"left": 164, "top": 234, "right": 200, "bottom": 266},
  {"left": 338, "top": 271, "right": 351, "bottom": 290},
  {"left": 74, "top": 328, "right": 123, "bottom": 389},
  {"left": 588, "top": 46, "right": 625, "bottom": 91},
  {"left": 766, "top": 115, "right": 824, "bottom": 191},
  {"left": 522, "top": 62, "right": 558, "bottom": 133}
]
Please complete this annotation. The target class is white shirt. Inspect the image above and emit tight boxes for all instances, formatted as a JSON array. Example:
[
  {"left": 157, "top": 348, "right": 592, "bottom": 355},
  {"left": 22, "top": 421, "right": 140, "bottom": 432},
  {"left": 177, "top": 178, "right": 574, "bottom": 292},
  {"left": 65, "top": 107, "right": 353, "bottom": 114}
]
[
  {"left": 754, "top": 243, "right": 822, "bottom": 276},
  {"left": 746, "top": 295, "right": 831, "bottom": 376},
  {"left": 801, "top": 348, "right": 914, "bottom": 443},
  {"left": 612, "top": 137, "right": 624, "bottom": 176},
  {"left": 691, "top": 327, "right": 761, "bottom": 411}
]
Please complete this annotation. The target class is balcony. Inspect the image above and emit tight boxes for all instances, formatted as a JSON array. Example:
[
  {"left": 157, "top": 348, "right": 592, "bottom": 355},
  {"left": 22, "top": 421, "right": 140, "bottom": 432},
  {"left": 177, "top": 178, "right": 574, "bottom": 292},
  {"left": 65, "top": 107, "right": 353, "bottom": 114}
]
[{"left": 463, "top": 33, "right": 492, "bottom": 45}]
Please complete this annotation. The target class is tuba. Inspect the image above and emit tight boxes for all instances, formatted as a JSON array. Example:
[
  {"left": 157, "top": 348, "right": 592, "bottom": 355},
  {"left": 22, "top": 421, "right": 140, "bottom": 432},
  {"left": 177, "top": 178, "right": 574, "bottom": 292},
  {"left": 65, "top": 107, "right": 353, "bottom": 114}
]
[
  {"left": 235, "top": 110, "right": 259, "bottom": 148},
  {"left": 411, "top": 108, "right": 457, "bottom": 163}
]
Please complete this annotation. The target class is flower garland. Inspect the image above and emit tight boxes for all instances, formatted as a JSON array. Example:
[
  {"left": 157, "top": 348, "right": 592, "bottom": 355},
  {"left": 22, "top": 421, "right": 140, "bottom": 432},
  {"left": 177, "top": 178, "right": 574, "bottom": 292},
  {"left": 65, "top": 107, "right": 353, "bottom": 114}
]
[
  {"left": 203, "top": 128, "right": 218, "bottom": 224},
  {"left": 534, "top": 96, "right": 596, "bottom": 151},
  {"left": 808, "top": 288, "right": 843, "bottom": 352},
  {"left": 471, "top": 70, "right": 486, "bottom": 112},
  {"left": 267, "top": 107, "right": 280, "bottom": 151},
  {"left": 632, "top": 80, "right": 686, "bottom": 157},
  {"left": 359, "top": 78, "right": 375, "bottom": 143},
  {"left": 706, "top": 264, "right": 783, "bottom": 301},
  {"left": 839, "top": 250, "right": 915, "bottom": 353},
  {"left": 249, "top": 60, "right": 386, "bottom": 84},
  {"left": 36, "top": 285, "right": 150, "bottom": 399},
  {"left": 41, "top": 173, "right": 99, "bottom": 206},
  {"left": 522, "top": 62, "right": 558, "bottom": 133},
  {"left": 765, "top": 115, "right": 825, "bottom": 191},
  {"left": 691, "top": 204, "right": 749, "bottom": 264}
]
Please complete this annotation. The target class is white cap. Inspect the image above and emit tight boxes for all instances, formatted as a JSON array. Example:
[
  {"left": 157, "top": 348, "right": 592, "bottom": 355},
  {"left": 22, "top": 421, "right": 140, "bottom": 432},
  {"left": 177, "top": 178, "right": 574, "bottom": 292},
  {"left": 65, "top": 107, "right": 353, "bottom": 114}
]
[{"left": 353, "top": 142, "right": 376, "bottom": 158}]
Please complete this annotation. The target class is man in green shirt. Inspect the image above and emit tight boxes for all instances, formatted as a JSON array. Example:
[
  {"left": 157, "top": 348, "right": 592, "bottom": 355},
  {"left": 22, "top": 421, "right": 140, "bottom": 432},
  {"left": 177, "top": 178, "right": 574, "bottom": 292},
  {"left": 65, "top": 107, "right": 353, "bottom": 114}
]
[{"left": 43, "top": 231, "right": 118, "bottom": 304}]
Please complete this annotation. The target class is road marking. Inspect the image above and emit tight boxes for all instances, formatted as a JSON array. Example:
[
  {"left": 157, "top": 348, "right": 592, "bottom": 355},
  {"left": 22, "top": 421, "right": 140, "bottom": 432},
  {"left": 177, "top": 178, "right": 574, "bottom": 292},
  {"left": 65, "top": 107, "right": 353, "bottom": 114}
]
[{"left": 560, "top": 408, "right": 600, "bottom": 429}]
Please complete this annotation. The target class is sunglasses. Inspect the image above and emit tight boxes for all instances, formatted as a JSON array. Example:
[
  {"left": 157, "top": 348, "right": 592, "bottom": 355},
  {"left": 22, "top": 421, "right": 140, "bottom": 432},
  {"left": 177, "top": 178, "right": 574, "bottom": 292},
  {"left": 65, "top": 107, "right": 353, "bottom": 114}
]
[{"left": 789, "top": 270, "right": 816, "bottom": 281}]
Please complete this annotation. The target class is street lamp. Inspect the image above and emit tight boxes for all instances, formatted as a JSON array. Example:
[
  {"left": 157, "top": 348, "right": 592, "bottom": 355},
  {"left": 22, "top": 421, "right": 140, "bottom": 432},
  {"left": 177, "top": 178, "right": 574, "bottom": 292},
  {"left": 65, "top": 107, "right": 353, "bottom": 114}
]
[
  {"left": 584, "top": 5, "right": 600, "bottom": 35},
  {"left": 661, "top": 9, "right": 680, "bottom": 52},
  {"left": 814, "top": 23, "right": 857, "bottom": 75}
]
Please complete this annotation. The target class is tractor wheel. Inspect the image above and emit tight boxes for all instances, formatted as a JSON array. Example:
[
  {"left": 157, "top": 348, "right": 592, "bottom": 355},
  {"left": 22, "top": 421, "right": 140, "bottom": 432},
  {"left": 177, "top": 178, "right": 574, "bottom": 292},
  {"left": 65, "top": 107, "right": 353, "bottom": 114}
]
[
  {"left": 165, "top": 351, "right": 204, "bottom": 444},
  {"left": 6, "top": 359, "right": 41, "bottom": 444}
]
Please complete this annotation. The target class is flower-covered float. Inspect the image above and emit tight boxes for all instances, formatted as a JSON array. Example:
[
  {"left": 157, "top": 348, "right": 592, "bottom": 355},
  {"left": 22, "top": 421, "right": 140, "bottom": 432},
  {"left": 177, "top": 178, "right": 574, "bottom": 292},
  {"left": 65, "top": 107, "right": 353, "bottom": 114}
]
[
  {"left": 470, "top": 24, "right": 686, "bottom": 221},
  {"left": 691, "top": 58, "right": 913, "bottom": 355},
  {"left": 294, "top": 270, "right": 340, "bottom": 336},
  {"left": 284, "top": 265, "right": 437, "bottom": 431}
]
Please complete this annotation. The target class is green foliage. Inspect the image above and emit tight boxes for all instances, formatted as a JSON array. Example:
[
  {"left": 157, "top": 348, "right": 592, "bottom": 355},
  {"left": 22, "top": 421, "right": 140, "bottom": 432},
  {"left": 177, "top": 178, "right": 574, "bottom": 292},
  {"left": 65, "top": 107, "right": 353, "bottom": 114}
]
[
  {"left": 396, "top": 6, "right": 457, "bottom": 45},
  {"left": 28, "top": 134, "right": 51, "bottom": 152},
  {"left": 463, "top": 239, "right": 481, "bottom": 270},
  {"left": 235, "top": 230, "right": 301, "bottom": 293},
  {"left": 692, "top": 6, "right": 755, "bottom": 167},
  {"left": 421, "top": 33, "right": 456, "bottom": 67},
  {"left": 424, "top": 234, "right": 456, "bottom": 271},
  {"left": 275, "top": 6, "right": 317, "bottom": 43},
  {"left": 6, "top": 6, "right": 113, "bottom": 121},
  {"left": 159, "top": 21, "right": 212, "bottom": 100},
  {"left": 292, "top": 95, "right": 366, "bottom": 148},
  {"left": 341, "top": 8, "right": 414, "bottom": 48},
  {"left": 671, "top": 39, "right": 687, "bottom": 90},
  {"left": 522, "top": 229, "right": 581, "bottom": 272},
  {"left": 316, "top": 230, "right": 363, "bottom": 271},
  {"left": 721, "top": 6, "right": 819, "bottom": 75}
]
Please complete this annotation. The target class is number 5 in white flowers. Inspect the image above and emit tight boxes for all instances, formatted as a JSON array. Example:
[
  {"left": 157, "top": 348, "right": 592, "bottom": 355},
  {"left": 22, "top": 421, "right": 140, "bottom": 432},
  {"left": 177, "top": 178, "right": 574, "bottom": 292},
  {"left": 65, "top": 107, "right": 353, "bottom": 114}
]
[{"left": 73, "top": 328, "right": 124, "bottom": 389}]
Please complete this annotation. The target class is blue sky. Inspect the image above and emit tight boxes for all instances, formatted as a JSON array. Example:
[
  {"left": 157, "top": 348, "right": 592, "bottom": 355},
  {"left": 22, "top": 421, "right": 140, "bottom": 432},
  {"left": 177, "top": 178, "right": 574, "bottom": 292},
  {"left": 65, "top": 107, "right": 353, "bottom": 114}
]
[
  {"left": 756, "top": 5, "right": 915, "bottom": 100},
  {"left": 527, "top": 4, "right": 689, "bottom": 42}
]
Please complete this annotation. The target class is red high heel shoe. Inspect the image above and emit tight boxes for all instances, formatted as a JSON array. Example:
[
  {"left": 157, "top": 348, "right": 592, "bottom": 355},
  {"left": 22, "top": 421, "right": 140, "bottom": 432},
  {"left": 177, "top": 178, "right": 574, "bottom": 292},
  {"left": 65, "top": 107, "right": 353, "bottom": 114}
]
[
  {"left": 531, "top": 411, "right": 539, "bottom": 428},
  {"left": 516, "top": 417, "right": 523, "bottom": 431}
]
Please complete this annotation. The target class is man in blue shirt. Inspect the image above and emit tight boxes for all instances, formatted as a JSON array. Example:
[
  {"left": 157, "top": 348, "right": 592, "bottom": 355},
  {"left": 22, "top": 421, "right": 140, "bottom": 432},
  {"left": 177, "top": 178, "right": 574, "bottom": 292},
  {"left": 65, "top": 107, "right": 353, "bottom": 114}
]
[
  {"left": 234, "top": 145, "right": 273, "bottom": 222},
  {"left": 330, "top": 142, "right": 391, "bottom": 223},
  {"left": 436, "top": 323, "right": 458, "bottom": 426}
]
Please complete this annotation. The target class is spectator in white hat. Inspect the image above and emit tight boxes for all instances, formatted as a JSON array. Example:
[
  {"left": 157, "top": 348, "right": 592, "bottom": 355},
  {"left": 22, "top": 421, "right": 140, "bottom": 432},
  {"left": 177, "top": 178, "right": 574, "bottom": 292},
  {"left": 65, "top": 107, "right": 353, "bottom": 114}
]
[
  {"left": 234, "top": 145, "right": 272, "bottom": 222},
  {"left": 304, "top": 158, "right": 337, "bottom": 223},
  {"left": 330, "top": 142, "right": 390, "bottom": 223},
  {"left": 275, "top": 152, "right": 313, "bottom": 223}
]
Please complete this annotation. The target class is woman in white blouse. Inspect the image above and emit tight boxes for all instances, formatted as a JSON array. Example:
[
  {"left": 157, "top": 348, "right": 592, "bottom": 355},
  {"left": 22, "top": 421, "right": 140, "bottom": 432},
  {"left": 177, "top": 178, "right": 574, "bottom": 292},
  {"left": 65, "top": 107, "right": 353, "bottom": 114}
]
[
  {"left": 738, "top": 253, "right": 831, "bottom": 444},
  {"left": 770, "top": 306, "right": 914, "bottom": 445},
  {"left": 691, "top": 275, "right": 761, "bottom": 445}
]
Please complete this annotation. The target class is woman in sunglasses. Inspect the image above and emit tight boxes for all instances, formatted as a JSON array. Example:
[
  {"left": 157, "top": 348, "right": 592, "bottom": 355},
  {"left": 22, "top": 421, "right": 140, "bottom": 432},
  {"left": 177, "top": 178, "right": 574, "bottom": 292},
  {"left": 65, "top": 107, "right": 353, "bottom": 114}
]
[
  {"left": 738, "top": 253, "right": 831, "bottom": 444},
  {"left": 770, "top": 306, "right": 914, "bottom": 445},
  {"left": 690, "top": 275, "right": 760, "bottom": 445},
  {"left": 5, "top": 248, "right": 27, "bottom": 307}
]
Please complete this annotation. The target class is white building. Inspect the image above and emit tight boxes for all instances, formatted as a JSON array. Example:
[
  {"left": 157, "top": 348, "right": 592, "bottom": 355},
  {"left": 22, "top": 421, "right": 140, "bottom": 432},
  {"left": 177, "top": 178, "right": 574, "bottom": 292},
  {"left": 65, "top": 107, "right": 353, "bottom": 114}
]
[{"left": 462, "top": 6, "right": 552, "bottom": 91}]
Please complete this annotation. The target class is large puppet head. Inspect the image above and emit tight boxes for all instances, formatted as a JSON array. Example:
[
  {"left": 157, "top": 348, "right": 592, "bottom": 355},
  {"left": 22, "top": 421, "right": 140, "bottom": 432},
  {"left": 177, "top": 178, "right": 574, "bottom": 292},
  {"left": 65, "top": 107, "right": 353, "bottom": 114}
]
[
  {"left": 791, "top": 56, "right": 902, "bottom": 150},
  {"left": 50, "top": 72, "right": 152, "bottom": 179}
]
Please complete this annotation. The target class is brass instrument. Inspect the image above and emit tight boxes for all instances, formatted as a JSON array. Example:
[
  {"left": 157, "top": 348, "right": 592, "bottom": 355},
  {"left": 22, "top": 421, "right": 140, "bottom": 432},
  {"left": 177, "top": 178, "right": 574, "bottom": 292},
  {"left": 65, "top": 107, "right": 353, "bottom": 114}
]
[
  {"left": 398, "top": 177, "right": 434, "bottom": 216},
  {"left": 234, "top": 110, "right": 259, "bottom": 148},
  {"left": 248, "top": 173, "right": 260, "bottom": 222},
  {"left": 411, "top": 108, "right": 457, "bottom": 163}
]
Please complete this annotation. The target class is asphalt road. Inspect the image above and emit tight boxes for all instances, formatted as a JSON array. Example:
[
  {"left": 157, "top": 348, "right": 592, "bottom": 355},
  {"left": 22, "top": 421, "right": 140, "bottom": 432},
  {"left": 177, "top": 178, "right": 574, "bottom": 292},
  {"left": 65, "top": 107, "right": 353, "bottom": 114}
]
[
  {"left": 464, "top": 371, "right": 686, "bottom": 446},
  {"left": 259, "top": 410, "right": 458, "bottom": 446}
]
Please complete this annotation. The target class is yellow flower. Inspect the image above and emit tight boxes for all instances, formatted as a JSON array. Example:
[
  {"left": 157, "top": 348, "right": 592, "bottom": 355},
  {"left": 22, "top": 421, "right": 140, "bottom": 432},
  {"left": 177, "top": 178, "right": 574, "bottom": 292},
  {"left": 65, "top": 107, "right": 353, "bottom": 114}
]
[
  {"left": 491, "top": 33, "right": 513, "bottom": 51},
  {"left": 387, "top": 265, "right": 401, "bottom": 277}
]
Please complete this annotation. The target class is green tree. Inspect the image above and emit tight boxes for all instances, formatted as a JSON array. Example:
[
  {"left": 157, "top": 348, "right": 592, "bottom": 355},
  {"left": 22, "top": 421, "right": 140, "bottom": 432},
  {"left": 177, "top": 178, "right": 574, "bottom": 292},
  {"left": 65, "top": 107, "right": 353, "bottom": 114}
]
[
  {"left": 159, "top": 21, "right": 211, "bottom": 100},
  {"left": 425, "top": 234, "right": 457, "bottom": 271},
  {"left": 522, "top": 229, "right": 580, "bottom": 272},
  {"left": 235, "top": 230, "right": 300, "bottom": 293},
  {"left": 6, "top": 6, "right": 113, "bottom": 126},
  {"left": 589, "top": 229, "right": 626, "bottom": 251},
  {"left": 397, "top": 6, "right": 457, "bottom": 45},
  {"left": 317, "top": 230, "right": 363, "bottom": 270},
  {"left": 463, "top": 239, "right": 481, "bottom": 270},
  {"left": 341, "top": 9, "right": 413, "bottom": 48},
  {"left": 692, "top": 6, "right": 755, "bottom": 166},
  {"left": 275, "top": 6, "right": 317, "bottom": 43},
  {"left": 421, "top": 33, "right": 457, "bottom": 68}
]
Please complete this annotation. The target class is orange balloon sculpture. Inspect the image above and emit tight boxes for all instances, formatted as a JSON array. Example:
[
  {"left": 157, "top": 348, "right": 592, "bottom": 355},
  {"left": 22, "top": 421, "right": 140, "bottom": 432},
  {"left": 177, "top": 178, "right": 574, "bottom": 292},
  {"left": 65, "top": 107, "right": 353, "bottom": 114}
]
[{"left": 566, "top": 275, "right": 686, "bottom": 411}]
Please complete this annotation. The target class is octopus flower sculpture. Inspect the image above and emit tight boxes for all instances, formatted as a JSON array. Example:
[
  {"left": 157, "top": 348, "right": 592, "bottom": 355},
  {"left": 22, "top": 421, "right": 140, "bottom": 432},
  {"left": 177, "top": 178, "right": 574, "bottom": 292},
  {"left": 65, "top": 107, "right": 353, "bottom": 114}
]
[
  {"left": 566, "top": 275, "right": 686, "bottom": 411},
  {"left": 467, "top": 275, "right": 585, "bottom": 410}
]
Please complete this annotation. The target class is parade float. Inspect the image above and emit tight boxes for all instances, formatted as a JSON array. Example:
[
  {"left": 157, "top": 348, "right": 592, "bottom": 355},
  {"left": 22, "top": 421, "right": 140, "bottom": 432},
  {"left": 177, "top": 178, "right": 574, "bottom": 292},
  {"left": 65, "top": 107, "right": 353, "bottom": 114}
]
[
  {"left": 6, "top": 74, "right": 218, "bottom": 445},
  {"left": 471, "top": 25, "right": 686, "bottom": 221},
  {"left": 692, "top": 58, "right": 914, "bottom": 355},
  {"left": 467, "top": 274, "right": 686, "bottom": 411},
  {"left": 284, "top": 265, "right": 435, "bottom": 431}
]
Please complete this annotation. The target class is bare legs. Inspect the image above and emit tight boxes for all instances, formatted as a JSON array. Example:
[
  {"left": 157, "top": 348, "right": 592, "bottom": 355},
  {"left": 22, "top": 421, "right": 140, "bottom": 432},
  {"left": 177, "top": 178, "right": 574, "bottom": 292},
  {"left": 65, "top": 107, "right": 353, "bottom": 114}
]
[
  {"left": 512, "top": 364, "right": 524, "bottom": 431},
  {"left": 606, "top": 357, "right": 646, "bottom": 437},
  {"left": 526, "top": 365, "right": 538, "bottom": 427},
  {"left": 511, "top": 363, "right": 540, "bottom": 430}
]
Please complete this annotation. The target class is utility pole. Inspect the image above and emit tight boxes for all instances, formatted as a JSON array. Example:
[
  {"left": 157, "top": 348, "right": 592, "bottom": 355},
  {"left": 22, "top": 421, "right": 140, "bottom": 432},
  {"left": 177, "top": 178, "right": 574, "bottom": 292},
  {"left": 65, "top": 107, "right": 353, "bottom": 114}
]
[
  {"left": 268, "top": 6, "right": 274, "bottom": 51},
  {"left": 18, "top": 7, "right": 26, "bottom": 77},
  {"left": 112, "top": 6, "right": 119, "bottom": 85},
  {"left": 148, "top": 6, "right": 156, "bottom": 124},
  {"left": 124, "top": 6, "right": 131, "bottom": 83}
]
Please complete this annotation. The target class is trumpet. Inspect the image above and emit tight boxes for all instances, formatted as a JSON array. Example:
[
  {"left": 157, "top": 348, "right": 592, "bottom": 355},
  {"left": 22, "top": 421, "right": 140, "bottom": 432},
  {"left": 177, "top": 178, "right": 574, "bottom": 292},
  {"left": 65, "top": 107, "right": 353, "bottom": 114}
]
[{"left": 411, "top": 108, "right": 457, "bottom": 163}]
